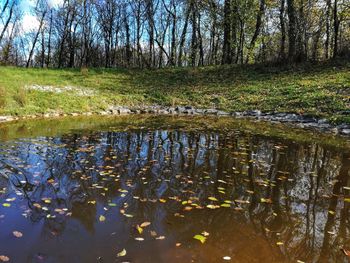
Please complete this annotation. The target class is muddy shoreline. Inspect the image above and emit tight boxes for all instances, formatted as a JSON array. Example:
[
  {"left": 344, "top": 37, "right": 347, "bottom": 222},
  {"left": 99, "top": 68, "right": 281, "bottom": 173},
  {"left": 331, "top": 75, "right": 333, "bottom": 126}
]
[{"left": 1, "top": 105, "right": 350, "bottom": 136}]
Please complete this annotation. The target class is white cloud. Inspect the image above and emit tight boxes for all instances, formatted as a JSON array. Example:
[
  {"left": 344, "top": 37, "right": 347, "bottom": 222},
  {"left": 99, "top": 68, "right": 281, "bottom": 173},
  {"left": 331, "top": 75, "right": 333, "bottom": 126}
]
[
  {"left": 48, "top": 0, "right": 63, "bottom": 8},
  {"left": 22, "top": 14, "right": 40, "bottom": 33}
]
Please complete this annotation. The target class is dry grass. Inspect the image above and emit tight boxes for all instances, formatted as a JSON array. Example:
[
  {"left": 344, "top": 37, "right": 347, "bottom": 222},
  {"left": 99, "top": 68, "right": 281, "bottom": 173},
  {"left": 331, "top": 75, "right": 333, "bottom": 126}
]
[
  {"left": 13, "top": 88, "right": 27, "bottom": 107},
  {"left": 0, "top": 86, "right": 6, "bottom": 109}
]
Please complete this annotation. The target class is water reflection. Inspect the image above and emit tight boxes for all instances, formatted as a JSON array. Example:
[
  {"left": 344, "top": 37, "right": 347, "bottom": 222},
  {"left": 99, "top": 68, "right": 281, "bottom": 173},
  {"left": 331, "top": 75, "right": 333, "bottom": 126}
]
[{"left": 0, "top": 127, "right": 349, "bottom": 262}]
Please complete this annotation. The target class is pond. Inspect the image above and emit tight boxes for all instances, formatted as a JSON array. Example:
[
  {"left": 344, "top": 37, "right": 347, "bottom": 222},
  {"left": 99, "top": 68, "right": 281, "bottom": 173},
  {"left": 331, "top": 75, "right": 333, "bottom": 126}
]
[{"left": 0, "top": 115, "right": 349, "bottom": 263}]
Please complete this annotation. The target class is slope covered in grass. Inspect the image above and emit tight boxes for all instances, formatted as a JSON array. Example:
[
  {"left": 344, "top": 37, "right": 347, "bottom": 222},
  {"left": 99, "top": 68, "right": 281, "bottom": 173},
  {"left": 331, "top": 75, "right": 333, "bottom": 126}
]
[{"left": 0, "top": 60, "right": 349, "bottom": 123}]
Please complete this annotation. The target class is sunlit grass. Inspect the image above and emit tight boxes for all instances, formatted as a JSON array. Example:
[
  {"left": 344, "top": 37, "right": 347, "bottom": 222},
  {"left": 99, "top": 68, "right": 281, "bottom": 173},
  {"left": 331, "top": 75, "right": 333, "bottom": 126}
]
[{"left": 0, "top": 60, "right": 349, "bottom": 123}]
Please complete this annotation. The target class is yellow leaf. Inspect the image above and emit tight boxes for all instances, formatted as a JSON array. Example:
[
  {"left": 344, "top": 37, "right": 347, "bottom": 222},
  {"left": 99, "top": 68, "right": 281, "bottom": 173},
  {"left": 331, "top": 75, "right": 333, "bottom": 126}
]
[
  {"left": 140, "top": 222, "right": 151, "bottom": 228},
  {"left": 136, "top": 225, "right": 143, "bottom": 234},
  {"left": 193, "top": 234, "right": 206, "bottom": 244},
  {"left": 117, "top": 249, "right": 126, "bottom": 257},
  {"left": 99, "top": 215, "right": 106, "bottom": 222},
  {"left": 13, "top": 231, "right": 23, "bottom": 238}
]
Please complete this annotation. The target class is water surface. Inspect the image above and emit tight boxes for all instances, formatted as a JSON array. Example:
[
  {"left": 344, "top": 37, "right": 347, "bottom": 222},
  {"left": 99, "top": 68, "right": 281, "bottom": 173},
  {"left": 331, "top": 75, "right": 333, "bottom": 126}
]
[{"left": 0, "top": 116, "right": 349, "bottom": 263}]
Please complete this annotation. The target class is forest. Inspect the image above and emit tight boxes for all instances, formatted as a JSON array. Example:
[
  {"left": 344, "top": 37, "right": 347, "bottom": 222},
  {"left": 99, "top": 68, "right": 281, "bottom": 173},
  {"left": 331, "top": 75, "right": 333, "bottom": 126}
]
[{"left": 0, "top": 0, "right": 349, "bottom": 69}]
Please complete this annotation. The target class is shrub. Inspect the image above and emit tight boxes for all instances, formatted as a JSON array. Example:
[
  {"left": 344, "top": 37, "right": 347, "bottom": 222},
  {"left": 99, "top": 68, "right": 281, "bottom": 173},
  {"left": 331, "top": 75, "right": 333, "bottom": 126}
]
[
  {"left": 0, "top": 86, "right": 6, "bottom": 109},
  {"left": 14, "top": 88, "right": 27, "bottom": 107},
  {"left": 81, "top": 67, "right": 89, "bottom": 77}
]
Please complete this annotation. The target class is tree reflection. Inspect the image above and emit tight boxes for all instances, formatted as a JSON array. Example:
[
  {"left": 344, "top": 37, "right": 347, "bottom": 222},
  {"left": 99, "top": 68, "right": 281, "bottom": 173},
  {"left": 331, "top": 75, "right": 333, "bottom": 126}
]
[{"left": 0, "top": 128, "right": 349, "bottom": 262}]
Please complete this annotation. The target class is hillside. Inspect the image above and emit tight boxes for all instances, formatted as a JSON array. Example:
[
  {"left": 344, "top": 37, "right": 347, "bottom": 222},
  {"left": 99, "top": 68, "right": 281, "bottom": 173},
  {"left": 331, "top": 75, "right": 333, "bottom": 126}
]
[{"left": 0, "top": 61, "right": 349, "bottom": 123}]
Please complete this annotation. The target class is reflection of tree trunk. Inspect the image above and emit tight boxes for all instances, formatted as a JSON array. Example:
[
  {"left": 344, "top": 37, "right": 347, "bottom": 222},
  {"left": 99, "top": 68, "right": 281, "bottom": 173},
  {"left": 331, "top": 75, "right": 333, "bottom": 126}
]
[{"left": 319, "top": 152, "right": 350, "bottom": 262}]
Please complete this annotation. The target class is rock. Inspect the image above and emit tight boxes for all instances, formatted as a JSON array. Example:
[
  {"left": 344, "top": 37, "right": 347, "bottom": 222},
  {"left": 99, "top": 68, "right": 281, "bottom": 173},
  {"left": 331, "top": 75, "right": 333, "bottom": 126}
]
[
  {"left": 318, "top": 118, "right": 328, "bottom": 124},
  {"left": 246, "top": 110, "right": 261, "bottom": 116},
  {"left": 340, "top": 129, "right": 350, "bottom": 135},
  {"left": 118, "top": 108, "right": 131, "bottom": 114},
  {"left": 205, "top": 109, "right": 218, "bottom": 115},
  {"left": 232, "top": 112, "right": 243, "bottom": 117},
  {"left": 0, "top": 116, "right": 14, "bottom": 122},
  {"left": 217, "top": 111, "right": 230, "bottom": 116},
  {"left": 168, "top": 107, "right": 176, "bottom": 114},
  {"left": 175, "top": 106, "right": 186, "bottom": 113},
  {"left": 158, "top": 109, "right": 170, "bottom": 115}
]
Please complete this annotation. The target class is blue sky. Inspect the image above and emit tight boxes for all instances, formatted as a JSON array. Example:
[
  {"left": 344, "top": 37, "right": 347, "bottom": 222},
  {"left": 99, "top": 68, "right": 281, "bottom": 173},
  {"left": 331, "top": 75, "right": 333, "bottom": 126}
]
[{"left": 1, "top": 0, "right": 63, "bottom": 33}]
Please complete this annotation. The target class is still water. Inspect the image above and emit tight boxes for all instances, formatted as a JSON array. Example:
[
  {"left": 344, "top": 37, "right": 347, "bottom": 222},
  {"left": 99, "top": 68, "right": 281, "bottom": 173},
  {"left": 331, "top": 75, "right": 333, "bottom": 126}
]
[{"left": 0, "top": 116, "right": 349, "bottom": 263}]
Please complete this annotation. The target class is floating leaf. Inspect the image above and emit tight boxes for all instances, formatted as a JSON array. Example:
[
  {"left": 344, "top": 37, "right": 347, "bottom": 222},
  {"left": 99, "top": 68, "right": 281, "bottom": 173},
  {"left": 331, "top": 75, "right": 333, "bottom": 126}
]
[
  {"left": 344, "top": 198, "right": 350, "bottom": 203},
  {"left": 2, "top": 203, "right": 11, "bottom": 207},
  {"left": 342, "top": 248, "right": 350, "bottom": 257},
  {"left": 135, "top": 237, "right": 144, "bottom": 241},
  {"left": 208, "top": 197, "right": 218, "bottom": 201},
  {"left": 99, "top": 215, "right": 106, "bottom": 222},
  {"left": 136, "top": 225, "right": 143, "bottom": 234},
  {"left": 276, "top": 242, "right": 284, "bottom": 246},
  {"left": 201, "top": 231, "right": 210, "bottom": 237},
  {"left": 140, "top": 222, "right": 151, "bottom": 228},
  {"left": 193, "top": 234, "right": 207, "bottom": 244},
  {"left": 0, "top": 255, "right": 9, "bottom": 262},
  {"left": 260, "top": 198, "right": 273, "bottom": 204},
  {"left": 156, "top": 236, "right": 165, "bottom": 240},
  {"left": 13, "top": 231, "right": 23, "bottom": 238},
  {"left": 117, "top": 249, "right": 126, "bottom": 257},
  {"left": 124, "top": 214, "right": 134, "bottom": 218},
  {"left": 206, "top": 204, "right": 219, "bottom": 209},
  {"left": 221, "top": 203, "right": 231, "bottom": 208},
  {"left": 108, "top": 203, "right": 117, "bottom": 207},
  {"left": 223, "top": 256, "right": 231, "bottom": 261}
]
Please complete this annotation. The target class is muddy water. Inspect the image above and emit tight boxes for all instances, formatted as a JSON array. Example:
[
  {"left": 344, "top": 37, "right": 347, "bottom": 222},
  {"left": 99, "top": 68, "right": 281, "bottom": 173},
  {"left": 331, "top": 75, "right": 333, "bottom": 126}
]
[{"left": 0, "top": 116, "right": 349, "bottom": 263}]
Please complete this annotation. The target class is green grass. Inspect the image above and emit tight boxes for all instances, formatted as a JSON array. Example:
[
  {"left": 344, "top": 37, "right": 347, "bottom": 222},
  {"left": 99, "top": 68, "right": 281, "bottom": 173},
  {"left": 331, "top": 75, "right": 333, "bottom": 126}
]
[{"left": 0, "top": 60, "right": 349, "bottom": 123}]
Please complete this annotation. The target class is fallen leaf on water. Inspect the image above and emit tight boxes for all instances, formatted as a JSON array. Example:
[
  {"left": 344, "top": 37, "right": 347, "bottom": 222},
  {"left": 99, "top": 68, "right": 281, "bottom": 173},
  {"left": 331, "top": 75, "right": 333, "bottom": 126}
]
[
  {"left": 176, "top": 243, "right": 181, "bottom": 247},
  {"left": 206, "top": 204, "right": 219, "bottom": 209},
  {"left": 140, "top": 222, "right": 151, "bottom": 228},
  {"left": 136, "top": 225, "right": 143, "bottom": 234},
  {"left": 2, "top": 203, "right": 11, "bottom": 207},
  {"left": 208, "top": 197, "right": 218, "bottom": 201},
  {"left": 0, "top": 255, "right": 9, "bottom": 262},
  {"left": 156, "top": 236, "right": 165, "bottom": 240},
  {"left": 13, "top": 231, "right": 23, "bottom": 238},
  {"left": 99, "top": 215, "right": 106, "bottom": 222},
  {"left": 193, "top": 234, "right": 207, "bottom": 244},
  {"left": 260, "top": 198, "right": 273, "bottom": 204},
  {"left": 117, "top": 249, "right": 126, "bottom": 257},
  {"left": 135, "top": 237, "right": 144, "bottom": 241},
  {"left": 223, "top": 256, "right": 231, "bottom": 261},
  {"left": 124, "top": 214, "right": 134, "bottom": 218},
  {"left": 344, "top": 198, "right": 350, "bottom": 203},
  {"left": 276, "top": 242, "right": 284, "bottom": 246},
  {"left": 342, "top": 248, "right": 350, "bottom": 256}
]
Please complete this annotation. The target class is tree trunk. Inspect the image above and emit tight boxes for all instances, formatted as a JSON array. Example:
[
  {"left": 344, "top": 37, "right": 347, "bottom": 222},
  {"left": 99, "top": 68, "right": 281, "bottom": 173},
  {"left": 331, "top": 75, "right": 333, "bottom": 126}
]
[
  {"left": 26, "top": 10, "right": 47, "bottom": 68},
  {"left": 178, "top": 3, "right": 191, "bottom": 66},
  {"left": 246, "top": 0, "right": 265, "bottom": 63},
  {"left": 222, "top": 0, "right": 232, "bottom": 64},
  {"left": 279, "top": 0, "right": 286, "bottom": 60},
  {"left": 286, "top": 0, "right": 297, "bottom": 62}
]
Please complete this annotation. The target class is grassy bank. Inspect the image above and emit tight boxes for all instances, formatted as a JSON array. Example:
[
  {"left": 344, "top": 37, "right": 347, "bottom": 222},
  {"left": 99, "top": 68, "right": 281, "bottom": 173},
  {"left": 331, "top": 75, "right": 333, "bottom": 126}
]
[{"left": 0, "top": 60, "right": 349, "bottom": 123}]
